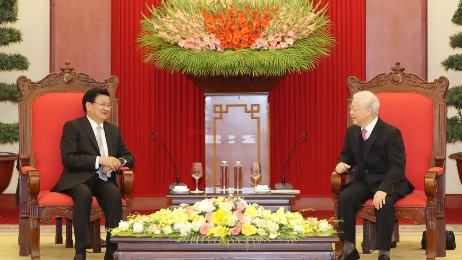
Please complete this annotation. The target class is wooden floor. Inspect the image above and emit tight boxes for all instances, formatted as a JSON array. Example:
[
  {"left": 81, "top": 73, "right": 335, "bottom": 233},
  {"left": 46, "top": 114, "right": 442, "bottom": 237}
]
[{"left": 1, "top": 224, "right": 461, "bottom": 259}]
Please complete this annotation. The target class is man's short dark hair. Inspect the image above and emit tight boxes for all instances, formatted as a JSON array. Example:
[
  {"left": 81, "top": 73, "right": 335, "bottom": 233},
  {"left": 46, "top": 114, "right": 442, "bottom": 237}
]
[{"left": 82, "top": 88, "right": 110, "bottom": 113}]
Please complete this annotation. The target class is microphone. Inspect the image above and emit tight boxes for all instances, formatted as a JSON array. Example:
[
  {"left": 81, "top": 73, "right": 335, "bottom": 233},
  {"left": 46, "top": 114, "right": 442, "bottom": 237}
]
[
  {"left": 275, "top": 131, "right": 308, "bottom": 190},
  {"left": 150, "top": 131, "right": 187, "bottom": 191}
]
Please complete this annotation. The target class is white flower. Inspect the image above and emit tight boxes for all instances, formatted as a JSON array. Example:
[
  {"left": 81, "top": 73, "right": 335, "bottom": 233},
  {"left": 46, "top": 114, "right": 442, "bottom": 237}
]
[
  {"left": 133, "top": 222, "right": 144, "bottom": 233},
  {"left": 227, "top": 215, "right": 238, "bottom": 226},
  {"left": 318, "top": 220, "right": 330, "bottom": 232},
  {"left": 292, "top": 224, "right": 304, "bottom": 233},
  {"left": 267, "top": 221, "right": 279, "bottom": 232},
  {"left": 218, "top": 201, "right": 233, "bottom": 212},
  {"left": 163, "top": 225, "right": 173, "bottom": 234},
  {"left": 118, "top": 221, "right": 129, "bottom": 231},
  {"left": 198, "top": 199, "right": 216, "bottom": 212}
]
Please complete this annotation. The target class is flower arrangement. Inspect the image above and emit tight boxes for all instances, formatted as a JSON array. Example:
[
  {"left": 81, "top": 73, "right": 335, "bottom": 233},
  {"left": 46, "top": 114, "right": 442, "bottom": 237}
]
[
  {"left": 137, "top": 0, "right": 336, "bottom": 77},
  {"left": 111, "top": 196, "right": 336, "bottom": 245}
]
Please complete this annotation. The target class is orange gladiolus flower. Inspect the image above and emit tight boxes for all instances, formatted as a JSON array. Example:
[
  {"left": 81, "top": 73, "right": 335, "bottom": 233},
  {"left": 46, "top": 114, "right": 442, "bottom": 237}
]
[{"left": 202, "top": 4, "right": 278, "bottom": 50}]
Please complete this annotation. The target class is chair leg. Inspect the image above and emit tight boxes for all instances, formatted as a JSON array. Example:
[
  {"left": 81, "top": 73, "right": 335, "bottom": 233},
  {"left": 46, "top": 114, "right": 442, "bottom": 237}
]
[
  {"left": 436, "top": 217, "right": 446, "bottom": 257},
  {"left": 55, "top": 217, "right": 63, "bottom": 244},
  {"left": 18, "top": 212, "right": 29, "bottom": 256},
  {"left": 29, "top": 213, "right": 40, "bottom": 259},
  {"left": 91, "top": 219, "right": 102, "bottom": 253},
  {"left": 65, "top": 219, "right": 73, "bottom": 248}
]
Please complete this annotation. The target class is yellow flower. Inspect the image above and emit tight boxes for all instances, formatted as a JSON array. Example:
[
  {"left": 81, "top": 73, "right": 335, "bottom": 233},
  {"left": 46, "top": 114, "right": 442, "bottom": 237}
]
[
  {"left": 243, "top": 204, "right": 259, "bottom": 218},
  {"left": 209, "top": 225, "right": 228, "bottom": 238},
  {"left": 241, "top": 223, "right": 258, "bottom": 236},
  {"left": 211, "top": 208, "right": 232, "bottom": 226}
]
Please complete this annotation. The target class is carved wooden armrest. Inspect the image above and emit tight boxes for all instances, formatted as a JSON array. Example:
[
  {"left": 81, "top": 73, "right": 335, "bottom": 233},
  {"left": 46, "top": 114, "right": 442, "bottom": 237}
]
[
  {"left": 423, "top": 166, "right": 444, "bottom": 198},
  {"left": 24, "top": 167, "right": 40, "bottom": 197},
  {"left": 331, "top": 171, "right": 345, "bottom": 195},
  {"left": 119, "top": 167, "right": 134, "bottom": 200}
]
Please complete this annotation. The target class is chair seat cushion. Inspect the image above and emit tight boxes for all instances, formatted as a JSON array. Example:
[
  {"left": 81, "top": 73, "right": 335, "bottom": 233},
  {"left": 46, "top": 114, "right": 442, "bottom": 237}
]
[
  {"left": 38, "top": 190, "right": 126, "bottom": 206},
  {"left": 362, "top": 190, "right": 427, "bottom": 207}
]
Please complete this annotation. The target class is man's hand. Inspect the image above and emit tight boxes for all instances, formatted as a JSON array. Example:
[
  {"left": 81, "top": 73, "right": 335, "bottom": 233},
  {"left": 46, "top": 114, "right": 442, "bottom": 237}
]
[
  {"left": 373, "top": 191, "right": 387, "bottom": 209},
  {"left": 335, "top": 162, "right": 351, "bottom": 174},
  {"left": 100, "top": 156, "right": 122, "bottom": 172}
]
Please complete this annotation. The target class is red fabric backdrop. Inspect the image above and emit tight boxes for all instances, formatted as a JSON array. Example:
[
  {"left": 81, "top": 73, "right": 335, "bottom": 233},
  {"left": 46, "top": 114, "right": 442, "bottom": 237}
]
[{"left": 111, "top": 0, "right": 365, "bottom": 197}]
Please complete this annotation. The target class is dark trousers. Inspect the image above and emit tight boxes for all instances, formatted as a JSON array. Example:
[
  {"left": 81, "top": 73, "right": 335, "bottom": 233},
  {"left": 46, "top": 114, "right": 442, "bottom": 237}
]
[
  {"left": 337, "top": 180, "right": 401, "bottom": 251},
  {"left": 63, "top": 174, "right": 122, "bottom": 255}
]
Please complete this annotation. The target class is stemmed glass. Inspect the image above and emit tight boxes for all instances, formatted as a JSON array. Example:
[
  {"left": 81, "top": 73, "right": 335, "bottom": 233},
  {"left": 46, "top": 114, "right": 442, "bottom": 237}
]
[
  {"left": 250, "top": 162, "right": 261, "bottom": 188},
  {"left": 191, "top": 162, "right": 204, "bottom": 194}
]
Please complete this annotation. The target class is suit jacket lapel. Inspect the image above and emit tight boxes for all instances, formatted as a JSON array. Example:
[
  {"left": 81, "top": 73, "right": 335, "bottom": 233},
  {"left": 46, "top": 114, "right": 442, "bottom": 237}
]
[
  {"left": 362, "top": 117, "right": 383, "bottom": 160},
  {"left": 351, "top": 126, "right": 364, "bottom": 165},
  {"left": 103, "top": 122, "right": 114, "bottom": 156}
]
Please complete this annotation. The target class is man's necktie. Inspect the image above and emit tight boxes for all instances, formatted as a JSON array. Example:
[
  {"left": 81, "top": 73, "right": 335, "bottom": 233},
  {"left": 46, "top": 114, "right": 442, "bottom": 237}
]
[
  {"left": 361, "top": 128, "right": 367, "bottom": 141},
  {"left": 96, "top": 126, "right": 108, "bottom": 181}
]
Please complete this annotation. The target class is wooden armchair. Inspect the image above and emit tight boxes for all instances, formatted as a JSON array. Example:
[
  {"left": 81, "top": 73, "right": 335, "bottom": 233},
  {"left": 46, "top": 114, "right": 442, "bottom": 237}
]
[
  {"left": 16, "top": 62, "right": 134, "bottom": 259},
  {"left": 331, "top": 62, "right": 448, "bottom": 260}
]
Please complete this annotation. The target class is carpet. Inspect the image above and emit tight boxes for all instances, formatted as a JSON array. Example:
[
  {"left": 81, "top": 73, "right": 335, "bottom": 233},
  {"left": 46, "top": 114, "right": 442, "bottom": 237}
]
[{"left": 2, "top": 207, "right": 462, "bottom": 224}]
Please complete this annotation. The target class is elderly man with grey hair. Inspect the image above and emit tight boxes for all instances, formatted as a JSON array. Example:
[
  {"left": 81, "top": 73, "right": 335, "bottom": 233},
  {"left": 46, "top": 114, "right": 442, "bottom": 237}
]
[{"left": 334, "top": 91, "right": 414, "bottom": 260}]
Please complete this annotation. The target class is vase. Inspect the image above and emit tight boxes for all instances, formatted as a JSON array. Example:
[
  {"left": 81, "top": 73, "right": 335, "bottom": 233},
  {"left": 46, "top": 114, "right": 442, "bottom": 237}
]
[
  {"left": 449, "top": 152, "right": 462, "bottom": 184},
  {"left": 185, "top": 74, "right": 286, "bottom": 93}
]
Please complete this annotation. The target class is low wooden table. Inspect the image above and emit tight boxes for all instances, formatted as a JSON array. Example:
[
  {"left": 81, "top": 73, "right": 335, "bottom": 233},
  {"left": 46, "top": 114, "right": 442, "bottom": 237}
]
[
  {"left": 112, "top": 236, "right": 339, "bottom": 260},
  {"left": 167, "top": 191, "right": 296, "bottom": 212}
]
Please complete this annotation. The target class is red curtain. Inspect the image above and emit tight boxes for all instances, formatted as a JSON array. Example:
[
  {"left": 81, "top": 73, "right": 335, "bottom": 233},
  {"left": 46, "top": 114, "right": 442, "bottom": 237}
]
[{"left": 111, "top": 0, "right": 365, "bottom": 197}]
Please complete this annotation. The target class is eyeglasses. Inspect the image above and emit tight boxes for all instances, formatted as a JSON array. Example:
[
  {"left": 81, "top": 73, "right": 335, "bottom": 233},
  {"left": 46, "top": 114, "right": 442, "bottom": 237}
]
[{"left": 93, "top": 102, "right": 111, "bottom": 108}]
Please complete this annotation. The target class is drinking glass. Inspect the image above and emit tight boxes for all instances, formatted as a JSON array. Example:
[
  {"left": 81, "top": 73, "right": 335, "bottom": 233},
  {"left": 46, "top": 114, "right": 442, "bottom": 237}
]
[
  {"left": 191, "top": 162, "right": 204, "bottom": 193},
  {"left": 250, "top": 162, "right": 261, "bottom": 188}
]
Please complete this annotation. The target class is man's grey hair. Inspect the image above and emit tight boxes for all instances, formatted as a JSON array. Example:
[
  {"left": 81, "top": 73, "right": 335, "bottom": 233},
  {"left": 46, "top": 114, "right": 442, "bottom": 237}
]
[{"left": 352, "top": 91, "right": 380, "bottom": 116}]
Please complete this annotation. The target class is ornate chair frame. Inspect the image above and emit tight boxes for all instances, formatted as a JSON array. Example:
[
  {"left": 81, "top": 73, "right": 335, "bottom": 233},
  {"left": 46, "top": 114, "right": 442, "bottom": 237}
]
[
  {"left": 331, "top": 62, "right": 448, "bottom": 260},
  {"left": 17, "top": 62, "right": 134, "bottom": 259}
]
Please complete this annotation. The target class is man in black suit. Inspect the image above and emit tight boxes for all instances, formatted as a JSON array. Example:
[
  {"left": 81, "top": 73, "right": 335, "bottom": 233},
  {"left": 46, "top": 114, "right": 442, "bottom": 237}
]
[
  {"left": 51, "top": 88, "right": 135, "bottom": 260},
  {"left": 334, "top": 91, "right": 414, "bottom": 260}
]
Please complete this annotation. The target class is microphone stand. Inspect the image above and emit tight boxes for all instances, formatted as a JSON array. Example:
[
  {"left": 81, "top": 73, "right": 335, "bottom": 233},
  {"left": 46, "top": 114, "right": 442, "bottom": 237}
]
[
  {"left": 275, "top": 132, "right": 308, "bottom": 190},
  {"left": 150, "top": 131, "right": 187, "bottom": 191}
]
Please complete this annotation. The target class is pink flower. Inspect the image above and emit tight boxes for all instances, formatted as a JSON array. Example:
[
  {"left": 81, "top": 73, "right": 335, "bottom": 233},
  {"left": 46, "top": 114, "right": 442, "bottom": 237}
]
[
  {"left": 285, "top": 37, "right": 294, "bottom": 46},
  {"left": 200, "top": 223, "right": 210, "bottom": 235},
  {"left": 280, "top": 42, "right": 288, "bottom": 49},
  {"left": 236, "top": 202, "right": 246, "bottom": 212},
  {"left": 205, "top": 212, "right": 213, "bottom": 221},
  {"left": 148, "top": 224, "right": 160, "bottom": 234},
  {"left": 233, "top": 210, "right": 243, "bottom": 220},
  {"left": 229, "top": 227, "right": 240, "bottom": 236}
]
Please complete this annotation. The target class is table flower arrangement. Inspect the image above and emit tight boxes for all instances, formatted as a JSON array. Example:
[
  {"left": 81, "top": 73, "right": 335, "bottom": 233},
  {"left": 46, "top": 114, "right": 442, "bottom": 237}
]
[
  {"left": 110, "top": 196, "right": 336, "bottom": 245},
  {"left": 137, "top": 0, "right": 336, "bottom": 77}
]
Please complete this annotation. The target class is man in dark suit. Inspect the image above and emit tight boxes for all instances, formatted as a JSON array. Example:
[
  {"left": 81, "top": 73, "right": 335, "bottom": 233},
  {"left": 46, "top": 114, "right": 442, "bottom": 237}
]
[
  {"left": 51, "top": 88, "right": 135, "bottom": 260},
  {"left": 334, "top": 91, "right": 414, "bottom": 260}
]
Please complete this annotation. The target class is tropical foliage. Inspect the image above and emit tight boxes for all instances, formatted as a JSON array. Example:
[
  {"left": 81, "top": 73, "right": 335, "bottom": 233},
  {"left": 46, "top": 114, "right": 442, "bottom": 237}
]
[{"left": 137, "top": 0, "right": 336, "bottom": 77}]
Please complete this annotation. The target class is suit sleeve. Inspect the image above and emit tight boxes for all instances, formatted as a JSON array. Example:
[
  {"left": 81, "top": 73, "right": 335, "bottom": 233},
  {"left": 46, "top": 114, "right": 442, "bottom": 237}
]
[
  {"left": 114, "top": 127, "right": 135, "bottom": 168},
  {"left": 337, "top": 127, "right": 357, "bottom": 167},
  {"left": 61, "top": 120, "right": 99, "bottom": 171}
]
